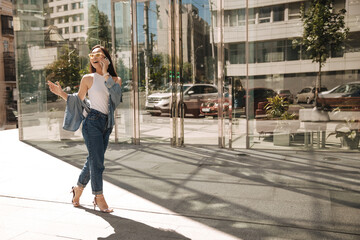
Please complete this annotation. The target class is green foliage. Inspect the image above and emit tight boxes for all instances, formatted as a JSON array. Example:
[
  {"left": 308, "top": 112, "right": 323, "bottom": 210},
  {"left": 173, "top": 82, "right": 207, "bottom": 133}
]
[
  {"left": 265, "top": 95, "right": 296, "bottom": 120},
  {"left": 18, "top": 49, "right": 37, "bottom": 93},
  {"left": 295, "top": 0, "right": 349, "bottom": 66},
  {"left": 149, "top": 53, "right": 168, "bottom": 89},
  {"left": 45, "top": 46, "right": 81, "bottom": 91},
  {"left": 87, "top": 5, "right": 112, "bottom": 51},
  {"left": 116, "top": 58, "right": 131, "bottom": 81}
]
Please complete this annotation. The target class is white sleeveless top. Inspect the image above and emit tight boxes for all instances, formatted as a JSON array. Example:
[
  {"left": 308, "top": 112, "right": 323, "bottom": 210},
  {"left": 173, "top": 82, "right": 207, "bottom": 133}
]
[{"left": 88, "top": 73, "right": 109, "bottom": 115}]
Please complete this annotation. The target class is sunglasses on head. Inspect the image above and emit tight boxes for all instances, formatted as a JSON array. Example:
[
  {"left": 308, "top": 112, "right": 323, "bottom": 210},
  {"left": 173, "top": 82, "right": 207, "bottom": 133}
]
[{"left": 88, "top": 52, "right": 106, "bottom": 59}]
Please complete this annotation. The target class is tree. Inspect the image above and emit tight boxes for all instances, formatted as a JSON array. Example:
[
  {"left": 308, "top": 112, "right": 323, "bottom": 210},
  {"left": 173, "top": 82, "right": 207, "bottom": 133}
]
[
  {"left": 295, "top": 0, "right": 349, "bottom": 97},
  {"left": 45, "top": 46, "right": 81, "bottom": 91},
  {"left": 87, "top": 5, "right": 112, "bottom": 51},
  {"left": 149, "top": 53, "right": 168, "bottom": 90},
  {"left": 17, "top": 48, "right": 37, "bottom": 93}
]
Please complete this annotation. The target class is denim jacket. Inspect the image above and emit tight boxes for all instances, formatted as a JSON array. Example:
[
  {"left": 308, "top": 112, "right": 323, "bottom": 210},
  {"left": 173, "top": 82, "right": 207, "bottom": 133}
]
[{"left": 63, "top": 76, "right": 122, "bottom": 132}]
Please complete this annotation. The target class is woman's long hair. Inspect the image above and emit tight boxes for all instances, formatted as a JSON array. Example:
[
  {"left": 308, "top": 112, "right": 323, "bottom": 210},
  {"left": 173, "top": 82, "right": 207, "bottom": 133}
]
[{"left": 89, "top": 45, "right": 118, "bottom": 77}]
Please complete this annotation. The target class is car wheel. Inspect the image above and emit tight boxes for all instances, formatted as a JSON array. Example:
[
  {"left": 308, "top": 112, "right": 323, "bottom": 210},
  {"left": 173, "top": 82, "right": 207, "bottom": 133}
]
[
  {"left": 193, "top": 111, "right": 200, "bottom": 118},
  {"left": 294, "top": 97, "right": 299, "bottom": 104}
]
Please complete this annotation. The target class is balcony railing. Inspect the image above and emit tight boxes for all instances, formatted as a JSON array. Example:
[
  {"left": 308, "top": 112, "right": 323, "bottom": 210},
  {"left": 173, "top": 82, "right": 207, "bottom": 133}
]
[{"left": 2, "top": 28, "right": 14, "bottom": 35}]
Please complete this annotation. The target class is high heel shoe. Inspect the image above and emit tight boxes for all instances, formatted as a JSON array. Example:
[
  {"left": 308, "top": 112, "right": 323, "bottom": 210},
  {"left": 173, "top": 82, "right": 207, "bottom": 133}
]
[
  {"left": 93, "top": 194, "right": 113, "bottom": 213},
  {"left": 70, "top": 186, "right": 83, "bottom": 207}
]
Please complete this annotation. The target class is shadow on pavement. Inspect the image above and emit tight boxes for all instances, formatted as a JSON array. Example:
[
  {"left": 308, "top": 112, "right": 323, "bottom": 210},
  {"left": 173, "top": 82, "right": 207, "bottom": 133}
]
[
  {"left": 80, "top": 206, "right": 191, "bottom": 240},
  {"left": 24, "top": 140, "right": 360, "bottom": 239}
]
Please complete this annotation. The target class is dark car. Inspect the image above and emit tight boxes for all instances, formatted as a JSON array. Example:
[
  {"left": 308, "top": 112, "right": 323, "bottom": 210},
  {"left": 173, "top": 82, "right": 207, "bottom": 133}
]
[
  {"left": 200, "top": 88, "right": 276, "bottom": 117},
  {"left": 316, "top": 81, "right": 360, "bottom": 111},
  {"left": 277, "top": 89, "right": 294, "bottom": 103}
]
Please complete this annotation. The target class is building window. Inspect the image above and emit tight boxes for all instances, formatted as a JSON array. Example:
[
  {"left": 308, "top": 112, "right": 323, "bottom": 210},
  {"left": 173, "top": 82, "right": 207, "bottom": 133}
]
[
  {"left": 288, "top": 2, "right": 301, "bottom": 20},
  {"left": 286, "top": 40, "right": 300, "bottom": 61},
  {"left": 58, "top": 17, "right": 63, "bottom": 24},
  {"left": 273, "top": 5, "right": 284, "bottom": 22},
  {"left": 64, "top": 27, "right": 69, "bottom": 34},
  {"left": 72, "top": 15, "right": 77, "bottom": 22},
  {"left": 57, "top": 6, "right": 62, "bottom": 12},
  {"left": 259, "top": 7, "right": 271, "bottom": 23},
  {"left": 72, "top": 3, "right": 77, "bottom": 9},
  {"left": 271, "top": 40, "right": 285, "bottom": 62},
  {"left": 238, "top": 9, "right": 245, "bottom": 26},
  {"left": 23, "top": 0, "right": 29, "bottom": 4},
  {"left": 229, "top": 10, "right": 237, "bottom": 27},
  {"left": 229, "top": 43, "right": 245, "bottom": 64},
  {"left": 80, "top": 25, "right": 85, "bottom": 32},
  {"left": 79, "top": 14, "right": 84, "bottom": 21},
  {"left": 73, "top": 26, "right": 78, "bottom": 33},
  {"left": 31, "top": 0, "right": 37, "bottom": 4},
  {"left": 79, "top": 2, "right": 84, "bottom": 8},
  {"left": 248, "top": 8, "right": 256, "bottom": 24},
  {"left": 1, "top": 15, "right": 14, "bottom": 35},
  {"left": 64, "top": 4, "right": 68, "bottom": 11},
  {"left": 3, "top": 40, "right": 9, "bottom": 52},
  {"left": 58, "top": 28, "right": 62, "bottom": 34},
  {"left": 64, "top": 16, "right": 69, "bottom": 23}
]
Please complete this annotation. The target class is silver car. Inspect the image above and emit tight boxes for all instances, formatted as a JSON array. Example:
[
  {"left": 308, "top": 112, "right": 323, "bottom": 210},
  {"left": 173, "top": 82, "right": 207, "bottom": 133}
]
[
  {"left": 145, "top": 84, "right": 218, "bottom": 117},
  {"left": 295, "top": 86, "right": 327, "bottom": 104}
]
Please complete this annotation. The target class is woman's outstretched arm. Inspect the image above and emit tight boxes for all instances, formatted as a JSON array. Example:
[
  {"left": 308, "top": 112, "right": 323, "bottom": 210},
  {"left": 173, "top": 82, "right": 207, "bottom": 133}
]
[
  {"left": 47, "top": 81, "right": 68, "bottom": 101},
  {"left": 47, "top": 75, "right": 91, "bottom": 101}
]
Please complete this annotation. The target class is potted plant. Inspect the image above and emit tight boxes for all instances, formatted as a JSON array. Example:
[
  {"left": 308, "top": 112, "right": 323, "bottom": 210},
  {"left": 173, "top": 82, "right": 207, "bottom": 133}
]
[
  {"left": 328, "top": 120, "right": 359, "bottom": 149},
  {"left": 264, "top": 95, "right": 299, "bottom": 146}
]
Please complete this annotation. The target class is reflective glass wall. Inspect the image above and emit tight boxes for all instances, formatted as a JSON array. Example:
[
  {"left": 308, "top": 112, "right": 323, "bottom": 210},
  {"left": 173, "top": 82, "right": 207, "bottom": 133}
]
[
  {"left": 14, "top": 0, "right": 360, "bottom": 151},
  {"left": 14, "top": 0, "right": 133, "bottom": 143},
  {"left": 221, "top": 0, "right": 360, "bottom": 151}
]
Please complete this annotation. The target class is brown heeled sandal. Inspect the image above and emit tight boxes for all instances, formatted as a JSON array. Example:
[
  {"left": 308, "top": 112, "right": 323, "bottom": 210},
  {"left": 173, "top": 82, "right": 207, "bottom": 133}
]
[
  {"left": 93, "top": 194, "right": 113, "bottom": 213},
  {"left": 70, "top": 186, "right": 84, "bottom": 207}
]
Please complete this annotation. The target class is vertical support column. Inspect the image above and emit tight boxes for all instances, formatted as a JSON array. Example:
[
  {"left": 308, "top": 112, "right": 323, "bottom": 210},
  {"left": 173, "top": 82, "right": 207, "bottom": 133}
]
[
  {"left": 217, "top": 0, "right": 224, "bottom": 148},
  {"left": 229, "top": 78, "right": 233, "bottom": 149},
  {"left": 176, "top": 0, "right": 184, "bottom": 146},
  {"left": 111, "top": 0, "right": 118, "bottom": 143},
  {"left": 144, "top": 1, "right": 150, "bottom": 104},
  {"left": 169, "top": 0, "right": 177, "bottom": 146},
  {"left": 245, "top": 0, "right": 250, "bottom": 149},
  {"left": 131, "top": 0, "right": 140, "bottom": 144}
]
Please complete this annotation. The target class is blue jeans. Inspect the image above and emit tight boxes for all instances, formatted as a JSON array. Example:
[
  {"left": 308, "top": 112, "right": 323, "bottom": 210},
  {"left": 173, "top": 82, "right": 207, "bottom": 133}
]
[{"left": 78, "top": 109, "right": 112, "bottom": 195}]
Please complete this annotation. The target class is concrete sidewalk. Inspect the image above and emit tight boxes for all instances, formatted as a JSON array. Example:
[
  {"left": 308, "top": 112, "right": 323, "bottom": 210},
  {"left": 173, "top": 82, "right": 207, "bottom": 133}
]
[{"left": 1, "top": 129, "right": 360, "bottom": 240}]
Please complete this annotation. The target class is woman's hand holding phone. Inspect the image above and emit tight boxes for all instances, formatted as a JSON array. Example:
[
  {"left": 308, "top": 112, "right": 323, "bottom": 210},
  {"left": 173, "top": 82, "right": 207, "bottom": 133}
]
[{"left": 100, "top": 57, "right": 110, "bottom": 74}]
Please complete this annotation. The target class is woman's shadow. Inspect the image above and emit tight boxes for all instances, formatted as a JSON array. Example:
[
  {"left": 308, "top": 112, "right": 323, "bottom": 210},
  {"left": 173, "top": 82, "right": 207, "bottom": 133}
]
[{"left": 80, "top": 206, "right": 191, "bottom": 240}]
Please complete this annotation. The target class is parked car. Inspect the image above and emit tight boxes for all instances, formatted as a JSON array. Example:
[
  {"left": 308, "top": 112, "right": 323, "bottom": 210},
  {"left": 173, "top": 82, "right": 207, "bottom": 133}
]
[
  {"left": 6, "top": 106, "right": 18, "bottom": 128},
  {"left": 277, "top": 89, "right": 294, "bottom": 103},
  {"left": 23, "top": 93, "right": 38, "bottom": 104},
  {"left": 316, "top": 81, "right": 360, "bottom": 111},
  {"left": 295, "top": 86, "right": 328, "bottom": 104},
  {"left": 145, "top": 84, "right": 218, "bottom": 117},
  {"left": 200, "top": 88, "right": 276, "bottom": 117}
]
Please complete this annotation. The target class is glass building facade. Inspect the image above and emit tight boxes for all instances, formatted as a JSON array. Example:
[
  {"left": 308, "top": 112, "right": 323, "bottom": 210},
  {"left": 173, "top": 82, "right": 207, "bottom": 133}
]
[{"left": 13, "top": 0, "right": 360, "bottom": 151}]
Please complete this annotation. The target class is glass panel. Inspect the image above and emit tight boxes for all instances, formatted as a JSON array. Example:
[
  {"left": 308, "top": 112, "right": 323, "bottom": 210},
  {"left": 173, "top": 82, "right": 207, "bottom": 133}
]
[
  {"left": 181, "top": 0, "right": 218, "bottom": 145},
  {"left": 139, "top": 0, "right": 171, "bottom": 143},
  {"left": 14, "top": 0, "right": 132, "bottom": 144}
]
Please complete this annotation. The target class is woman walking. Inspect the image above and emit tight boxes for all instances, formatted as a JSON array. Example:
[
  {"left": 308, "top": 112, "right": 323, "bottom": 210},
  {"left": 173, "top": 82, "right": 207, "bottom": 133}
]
[{"left": 48, "top": 45, "right": 122, "bottom": 213}]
